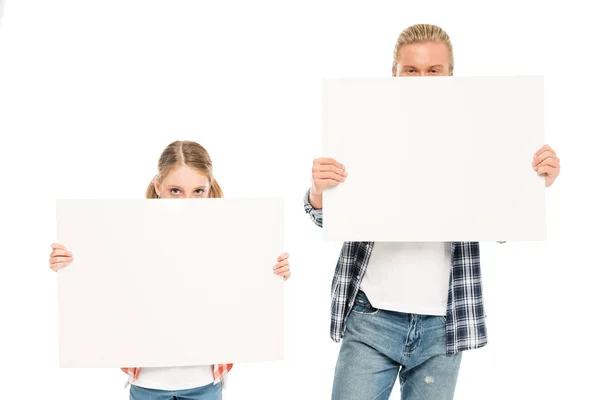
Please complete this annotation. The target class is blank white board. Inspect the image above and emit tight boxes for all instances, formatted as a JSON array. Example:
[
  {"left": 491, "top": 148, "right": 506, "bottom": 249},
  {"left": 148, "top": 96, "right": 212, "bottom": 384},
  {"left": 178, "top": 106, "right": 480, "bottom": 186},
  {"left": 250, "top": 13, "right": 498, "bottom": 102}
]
[
  {"left": 56, "top": 198, "right": 284, "bottom": 367},
  {"left": 322, "top": 76, "right": 546, "bottom": 242}
]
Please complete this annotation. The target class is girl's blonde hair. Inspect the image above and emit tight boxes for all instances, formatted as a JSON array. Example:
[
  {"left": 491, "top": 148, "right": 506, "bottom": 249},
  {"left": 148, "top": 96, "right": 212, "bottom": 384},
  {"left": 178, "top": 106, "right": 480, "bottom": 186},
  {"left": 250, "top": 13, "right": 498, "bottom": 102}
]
[
  {"left": 146, "top": 140, "right": 224, "bottom": 198},
  {"left": 392, "top": 24, "right": 454, "bottom": 75}
]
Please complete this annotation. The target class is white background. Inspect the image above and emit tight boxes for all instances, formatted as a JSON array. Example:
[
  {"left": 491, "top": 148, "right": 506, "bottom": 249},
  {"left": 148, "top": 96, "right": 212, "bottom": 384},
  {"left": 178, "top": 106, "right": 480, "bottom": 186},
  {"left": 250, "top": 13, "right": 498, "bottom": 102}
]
[{"left": 0, "top": 0, "right": 598, "bottom": 399}]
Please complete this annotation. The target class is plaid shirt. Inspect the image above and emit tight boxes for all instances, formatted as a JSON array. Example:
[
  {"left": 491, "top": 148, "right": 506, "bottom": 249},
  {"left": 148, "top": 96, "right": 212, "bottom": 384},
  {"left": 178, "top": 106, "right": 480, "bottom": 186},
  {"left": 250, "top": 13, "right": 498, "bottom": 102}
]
[
  {"left": 122, "top": 364, "right": 233, "bottom": 388},
  {"left": 304, "top": 189, "right": 488, "bottom": 354}
]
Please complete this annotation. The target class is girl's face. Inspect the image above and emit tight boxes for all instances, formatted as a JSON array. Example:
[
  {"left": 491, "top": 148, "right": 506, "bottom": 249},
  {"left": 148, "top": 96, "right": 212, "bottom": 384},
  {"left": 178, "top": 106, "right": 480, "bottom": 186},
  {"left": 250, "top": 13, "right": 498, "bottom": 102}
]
[{"left": 154, "top": 165, "right": 211, "bottom": 198}]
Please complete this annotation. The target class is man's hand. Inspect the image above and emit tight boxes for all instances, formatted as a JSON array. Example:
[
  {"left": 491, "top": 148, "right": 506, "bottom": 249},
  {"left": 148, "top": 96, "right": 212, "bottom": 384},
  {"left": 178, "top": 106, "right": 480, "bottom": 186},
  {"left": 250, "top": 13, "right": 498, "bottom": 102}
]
[
  {"left": 309, "top": 158, "right": 347, "bottom": 209},
  {"left": 311, "top": 158, "right": 346, "bottom": 194},
  {"left": 533, "top": 144, "right": 560, "bottom": 187}
]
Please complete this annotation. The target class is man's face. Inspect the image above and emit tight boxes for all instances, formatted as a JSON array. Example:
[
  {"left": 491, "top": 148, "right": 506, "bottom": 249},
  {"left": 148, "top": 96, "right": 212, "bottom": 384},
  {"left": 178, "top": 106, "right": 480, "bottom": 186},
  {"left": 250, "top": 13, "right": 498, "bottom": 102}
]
[{"left": 393, "top": 41, "right": 451, "bottom": 77}]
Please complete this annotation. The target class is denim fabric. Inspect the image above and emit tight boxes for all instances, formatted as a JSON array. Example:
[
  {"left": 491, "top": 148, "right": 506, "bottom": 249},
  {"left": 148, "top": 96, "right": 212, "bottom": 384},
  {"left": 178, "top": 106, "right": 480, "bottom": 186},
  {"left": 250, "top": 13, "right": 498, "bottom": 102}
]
[
  {"left": 130, "top": 381, "right": 222, "bottom": 400},
  {"left": 332, "top": 291, "right": 462, "bottom": 400}
]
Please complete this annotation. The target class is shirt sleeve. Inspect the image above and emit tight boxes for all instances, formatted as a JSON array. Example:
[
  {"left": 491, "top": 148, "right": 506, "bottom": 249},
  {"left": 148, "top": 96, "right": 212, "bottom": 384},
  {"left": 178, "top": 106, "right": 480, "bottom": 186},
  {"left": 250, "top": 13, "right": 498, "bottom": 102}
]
[{"left": 303, "top": 188, "right": 323, "bottom": 228}]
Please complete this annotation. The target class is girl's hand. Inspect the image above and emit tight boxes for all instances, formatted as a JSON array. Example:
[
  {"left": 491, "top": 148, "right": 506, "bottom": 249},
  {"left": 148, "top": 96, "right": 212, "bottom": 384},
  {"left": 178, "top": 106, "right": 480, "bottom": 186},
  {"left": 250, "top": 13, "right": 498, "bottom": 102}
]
[
  {"left": 273, "top": 252, "right": 290, "bottom": 281},
  {"left": 49, "top": 243, "right": 73, "bottom": 272}
]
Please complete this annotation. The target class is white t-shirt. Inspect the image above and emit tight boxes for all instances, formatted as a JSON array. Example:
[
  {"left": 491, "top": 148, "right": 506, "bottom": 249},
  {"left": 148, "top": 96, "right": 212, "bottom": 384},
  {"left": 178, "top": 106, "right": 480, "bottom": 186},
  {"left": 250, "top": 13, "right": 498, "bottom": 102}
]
[
  {"left": 359, "top": 242, "right": 451, "bottom": 316},
  {"left": 133, "top": 365, "right": 214, "bottom": 391}
]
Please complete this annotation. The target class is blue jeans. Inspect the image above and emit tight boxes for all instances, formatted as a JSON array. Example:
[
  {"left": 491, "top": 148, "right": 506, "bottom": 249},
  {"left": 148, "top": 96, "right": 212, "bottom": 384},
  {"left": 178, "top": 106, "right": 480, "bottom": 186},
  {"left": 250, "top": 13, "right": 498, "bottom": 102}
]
[
  {"left": 129, "top": 381, "right": 222, "bottom": 400},
  {"left": 332, "top": 291, "right": 462, "bottom": 400}
]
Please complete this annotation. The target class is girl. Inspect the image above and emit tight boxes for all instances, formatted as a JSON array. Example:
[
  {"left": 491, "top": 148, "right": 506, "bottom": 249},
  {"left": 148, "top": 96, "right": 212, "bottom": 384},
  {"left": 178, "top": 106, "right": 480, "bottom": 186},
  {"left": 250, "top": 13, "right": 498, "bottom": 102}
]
[{"left": 48, "top": 140, "right": 291, "bottom": 400}]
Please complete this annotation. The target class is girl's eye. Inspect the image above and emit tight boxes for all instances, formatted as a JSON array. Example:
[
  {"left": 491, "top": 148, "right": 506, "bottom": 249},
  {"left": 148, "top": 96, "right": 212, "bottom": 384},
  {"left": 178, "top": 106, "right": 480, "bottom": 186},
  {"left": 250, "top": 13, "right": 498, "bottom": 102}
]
[
  {"left": 195, "top": 189, "right": 205, "bottom": 195},
  {"left": 170, "top": 188, "right": 181, "bottom": 195}
]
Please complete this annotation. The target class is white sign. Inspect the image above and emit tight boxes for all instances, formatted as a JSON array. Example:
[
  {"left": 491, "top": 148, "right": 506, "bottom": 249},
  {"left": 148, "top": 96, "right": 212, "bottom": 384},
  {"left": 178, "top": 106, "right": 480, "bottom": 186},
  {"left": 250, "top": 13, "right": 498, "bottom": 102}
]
[
  {"left": 56, "top": 198, "right": 284, "bottom": 367},
  {"left": 323, "top": 76, "right": 546, "bottom": 241}
]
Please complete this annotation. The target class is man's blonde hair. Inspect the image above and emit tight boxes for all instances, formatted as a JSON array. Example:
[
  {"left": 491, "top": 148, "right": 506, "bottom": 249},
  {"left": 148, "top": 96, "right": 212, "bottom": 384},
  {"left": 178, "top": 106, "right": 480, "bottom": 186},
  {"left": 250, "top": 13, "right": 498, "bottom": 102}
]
[{"left": 392, "top": 24, "right": 454, "bottom": 74}]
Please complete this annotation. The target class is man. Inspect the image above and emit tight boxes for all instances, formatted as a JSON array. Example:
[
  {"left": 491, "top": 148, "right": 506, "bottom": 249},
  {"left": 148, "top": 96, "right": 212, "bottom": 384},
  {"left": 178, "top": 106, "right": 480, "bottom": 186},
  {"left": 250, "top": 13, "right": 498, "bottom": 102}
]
[{"left": 304, "top": 24, "right": 560, "bottom": 400}]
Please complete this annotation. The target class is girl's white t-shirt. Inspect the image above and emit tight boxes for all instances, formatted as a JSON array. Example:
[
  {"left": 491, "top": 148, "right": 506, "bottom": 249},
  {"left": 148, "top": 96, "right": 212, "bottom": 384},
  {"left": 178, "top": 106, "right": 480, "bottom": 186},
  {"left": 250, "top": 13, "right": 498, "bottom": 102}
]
[
  {"left": 360, "top": 242, "right": 451, "bottom": 316},
  {"left": 133, "top": 365, "right": 214, "bottom": 391}
]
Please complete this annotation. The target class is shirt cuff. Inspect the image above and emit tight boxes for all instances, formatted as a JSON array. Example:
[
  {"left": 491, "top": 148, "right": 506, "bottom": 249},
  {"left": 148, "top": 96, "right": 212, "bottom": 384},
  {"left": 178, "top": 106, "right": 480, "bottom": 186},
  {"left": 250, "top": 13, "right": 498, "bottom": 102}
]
[{"left": 303, "top": 188, "right": 323, "bottom": 228}]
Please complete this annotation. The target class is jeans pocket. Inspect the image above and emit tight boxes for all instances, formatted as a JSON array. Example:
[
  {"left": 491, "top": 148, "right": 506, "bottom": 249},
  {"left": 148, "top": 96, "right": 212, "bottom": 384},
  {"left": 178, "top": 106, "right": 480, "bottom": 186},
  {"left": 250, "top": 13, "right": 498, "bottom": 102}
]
[{"left": 352, "top": 291, "right": 379, "bottom": 315}]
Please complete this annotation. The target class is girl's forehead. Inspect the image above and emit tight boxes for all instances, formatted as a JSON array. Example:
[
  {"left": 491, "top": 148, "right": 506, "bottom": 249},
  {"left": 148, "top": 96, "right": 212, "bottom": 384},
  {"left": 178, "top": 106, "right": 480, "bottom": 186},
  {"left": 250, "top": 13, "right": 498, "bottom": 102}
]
[{"left": 163, "top": 166, "right": 210, "bottom": 185}]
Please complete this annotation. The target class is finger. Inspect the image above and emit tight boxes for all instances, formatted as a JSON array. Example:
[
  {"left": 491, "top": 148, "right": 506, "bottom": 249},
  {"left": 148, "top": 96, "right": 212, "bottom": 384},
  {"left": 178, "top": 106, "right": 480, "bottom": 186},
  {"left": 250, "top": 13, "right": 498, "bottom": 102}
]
[
  {"left": 532, "top": 150, "right": 558, "bottom": 165},
  {"left": 313, "top": 164, "right": 347, "bottom": 177},
  {"left": 314, "top": 158, "right": 344, "bottom": 170},
  {"left": 274, "top": 265, "right": 290, "bottom": 275},
  {"left": 51, "top": 249, "right": 72, "bottom": 257},
  {"left": 274, "top": 270, "right": 291, "bottom": 281},
  {"left": 533, "top": 145, "right": 548, "bottom": 157},
  {"left": 536, "top": 165, "right": 557, "bottom": 176},
  {"left": 51, "top": 257, "right": 73, "bottom": 266},
  {"left": 277, "top": 253, "right": 289, "bottom": 262},
  {"left": 534, "top": 157, "right": 560, "bottom": 170},
  {"left": 314, "top": 169, "right": 346, "bottom": 180},
  {"left": 534, "top": 144, "right": 554, "bottom": 158},
  {"left": 314, "top": 171, "right": 345, "bottom": 182},
  {"left": 532, "top": 151, "right": 558, "bottom": 167},
  {"left": 51, "top": 243, "right": 67, "bottom": 250},
  {"left": 274, "top": 260, "right": 289, "bottom": 270},
  {"left": 50, "top": 258, "right": 73, "bottom": 267},
  {"left": 274, "top": 262, "right": 289, "bottom": 271}
]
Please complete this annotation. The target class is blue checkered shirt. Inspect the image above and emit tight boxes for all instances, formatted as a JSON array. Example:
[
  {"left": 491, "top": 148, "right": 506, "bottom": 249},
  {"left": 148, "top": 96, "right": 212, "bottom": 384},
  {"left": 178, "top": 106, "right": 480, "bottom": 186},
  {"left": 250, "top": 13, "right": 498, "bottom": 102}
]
[{"left": 304, "top": 189, "right": 490, "bottom": 354}]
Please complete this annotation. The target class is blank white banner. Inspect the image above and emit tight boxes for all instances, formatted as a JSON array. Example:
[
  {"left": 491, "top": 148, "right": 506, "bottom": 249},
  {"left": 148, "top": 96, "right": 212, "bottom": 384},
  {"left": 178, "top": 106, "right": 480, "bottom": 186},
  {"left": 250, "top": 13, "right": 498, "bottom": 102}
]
[
  {"left": 323, "top": 76, "right": 546, "bottom": 242},
  {"left": 56, "top": 198, "right": 284, "bottom": 367}
]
